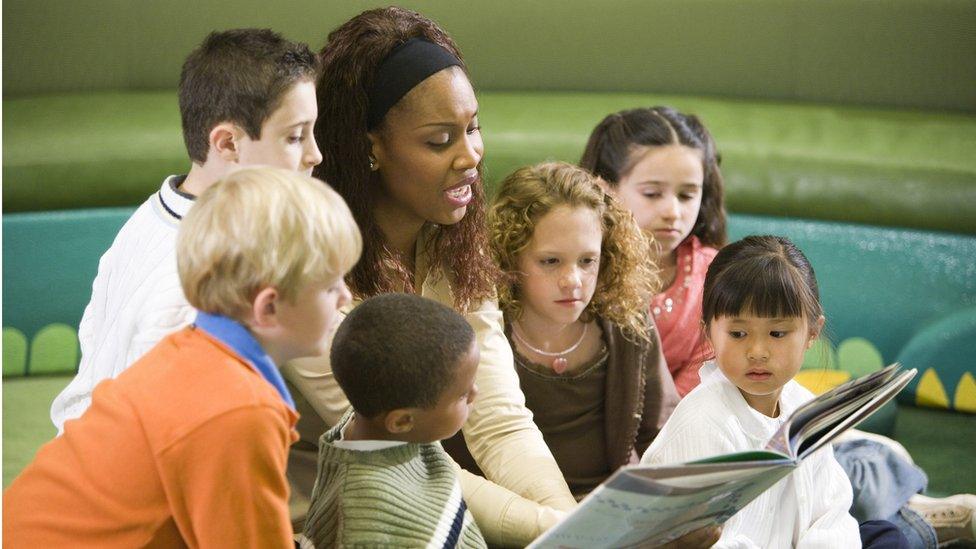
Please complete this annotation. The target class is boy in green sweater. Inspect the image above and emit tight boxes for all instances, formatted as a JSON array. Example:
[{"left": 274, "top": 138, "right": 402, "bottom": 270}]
[{"left": 300, "top": 293, "right": 486, "bottom": 548}]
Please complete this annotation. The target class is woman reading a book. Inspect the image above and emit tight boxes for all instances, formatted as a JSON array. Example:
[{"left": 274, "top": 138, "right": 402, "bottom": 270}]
[
  {"left": 279, "top": 7, "right": 584, "bottom": 546},
  {"left": 642, "top": 235, "right": 908, "bottom": 548}
]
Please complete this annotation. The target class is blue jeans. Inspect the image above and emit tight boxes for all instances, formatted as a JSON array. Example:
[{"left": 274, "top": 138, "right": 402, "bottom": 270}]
[
  {"left": 835, "top": 439, "right": 938, "bottom": 549},
  {"left": 861, "top": 520, "right": 910, "bottom": 549}
]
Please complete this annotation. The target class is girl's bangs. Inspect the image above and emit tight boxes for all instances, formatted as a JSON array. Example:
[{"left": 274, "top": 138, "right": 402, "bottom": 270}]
[{"left": 707, "top": 259, "right": 817, "bottom": 321}]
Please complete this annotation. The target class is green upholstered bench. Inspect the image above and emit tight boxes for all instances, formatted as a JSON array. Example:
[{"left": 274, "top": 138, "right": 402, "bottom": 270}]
[
  {"left": 5, "top": 208, "right": 973, "bottom": 410},
  {"left": 5, "top": 91, "right": 976, "bottom": 234}
]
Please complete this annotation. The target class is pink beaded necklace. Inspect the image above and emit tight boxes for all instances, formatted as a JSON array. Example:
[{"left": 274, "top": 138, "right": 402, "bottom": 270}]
[{"left": 511, "top": 322, "right": 588, "bottom": 374}]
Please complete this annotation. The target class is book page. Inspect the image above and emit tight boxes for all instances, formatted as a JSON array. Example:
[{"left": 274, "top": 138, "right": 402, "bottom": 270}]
[
  {"left": 528, "top": 464, "right": 794, "bottom": 549},
  {"left": 797, "top": 369, "right": 915, "bottom": 458},
  {"left": 630, "top": 455, "right": 793, "bottom": 489},
  {"left": 532, "top": 365, "right": 915, "bottom": 549},
  {"left": 765, "top": 364, "right": 910, "bottom": 457}
]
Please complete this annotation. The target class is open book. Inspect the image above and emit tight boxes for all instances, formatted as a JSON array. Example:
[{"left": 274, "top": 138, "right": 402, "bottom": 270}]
[{"left": 528, "top": 364, "right": 917, "bottom": 549}]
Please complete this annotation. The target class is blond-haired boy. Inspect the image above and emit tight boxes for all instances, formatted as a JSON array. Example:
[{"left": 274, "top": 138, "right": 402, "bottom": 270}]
[
  {"left": 4, "top": 167, "right": 360, "bottom": 548},
  {"left": 51, "top": 28, "right": 323, "bottom": 432}
]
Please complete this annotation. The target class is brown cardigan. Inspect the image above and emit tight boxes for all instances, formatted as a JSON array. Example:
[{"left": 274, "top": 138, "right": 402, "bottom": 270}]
[
  {"left": 593, "top": 317, "right": 679, "bottom": 470},
  {"left": 443, "top": 317, "right": 680, "bottom": 492}
]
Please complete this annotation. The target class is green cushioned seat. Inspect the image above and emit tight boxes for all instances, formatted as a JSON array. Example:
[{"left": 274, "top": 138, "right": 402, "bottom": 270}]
[
  {"left": 1, "top": 208, "right": 132, "bottom": 376},
  {"left": 897, "top": 308, "right": 976, "bottom": 412},
  {"left": 5, "top": 209, "right": 972, "bottom": 417},
  {"left": 480, "top": 93, "right": 976, "bottom": 233},
  {"left": 2, "top": 94, "right": 186, "bottom": 211},
  {"left": 5, "top": 92, "right": 976, "bottom": 233}
]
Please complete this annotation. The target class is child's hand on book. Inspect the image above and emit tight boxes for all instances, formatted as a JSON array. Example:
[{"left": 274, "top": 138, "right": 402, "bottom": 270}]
[{"left": 649, "top": 525, "right": 721, "bottom": 548}]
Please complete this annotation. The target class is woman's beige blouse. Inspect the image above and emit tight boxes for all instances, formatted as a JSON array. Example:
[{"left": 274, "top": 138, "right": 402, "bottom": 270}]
[{"left": 283, "top": 229, "right": 576, "bottom": 546}]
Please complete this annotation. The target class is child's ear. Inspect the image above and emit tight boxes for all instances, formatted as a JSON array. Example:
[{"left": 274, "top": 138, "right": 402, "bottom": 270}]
[
  {"left": 250, "top": 286, "right": 280, "bottom": 329},
  {"left": 807, "top": 315, "right": 826, "bottom": 348},
  {"left": 384, "top": 409, "right": 415, "bottom": 434},
  {"left": 209, "top": 122, "right": 241, "bottom": 163}
]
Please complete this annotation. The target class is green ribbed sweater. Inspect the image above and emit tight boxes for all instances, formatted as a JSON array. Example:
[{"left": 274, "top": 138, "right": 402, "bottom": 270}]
[{"left": 303, "top": 415, "right": 487, "bottom": 548}]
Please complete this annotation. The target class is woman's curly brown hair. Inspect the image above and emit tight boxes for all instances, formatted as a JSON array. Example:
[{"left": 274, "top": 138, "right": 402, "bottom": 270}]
[
  {"left": 313, "top": 7, "right": 498, "bottom": 311},
  {"left": 489, "top": 162, "right": 661, "bottom": 340}
]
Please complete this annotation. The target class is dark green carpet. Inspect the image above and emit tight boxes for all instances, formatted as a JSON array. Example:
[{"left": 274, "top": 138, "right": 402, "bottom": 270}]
[
  {"left": 894, "top": 405, "right": 976, "bottom": 495},
  {"left": 4, "top": 377, "right": 975, "bottom": 494}
]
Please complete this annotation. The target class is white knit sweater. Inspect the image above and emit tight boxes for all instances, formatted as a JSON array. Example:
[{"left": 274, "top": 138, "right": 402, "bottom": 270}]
[
  {"left": 50, "top": 177, "right": 196, "bottom": 433},
  {"left": 641, "top": 362, "right": 860, "bottom": 549}
]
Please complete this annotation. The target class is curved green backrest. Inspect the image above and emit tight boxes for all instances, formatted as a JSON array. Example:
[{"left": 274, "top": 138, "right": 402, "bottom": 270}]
[
  {"left": 3, "top": 209, "right": 973, "bottom": 414},
  {"left": 3, "top": 208, "right": 976, "bottom": 412},
  {"left": 1, "top": 208, "right": 132, "bottom": 376},
  {"left": 5, "top": 91, "right": 975, "bottom": 234},
  {"left": 3, "top": 0, "right": 974, "bottom": 111}
]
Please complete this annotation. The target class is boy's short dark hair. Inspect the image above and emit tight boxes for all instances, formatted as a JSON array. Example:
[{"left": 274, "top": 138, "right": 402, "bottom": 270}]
[
  {"left": 331, "top": 293, "right": 476, "bottom": 419},
  {"left": 179, "top": 28, "right": 318, "bottom": 164}
]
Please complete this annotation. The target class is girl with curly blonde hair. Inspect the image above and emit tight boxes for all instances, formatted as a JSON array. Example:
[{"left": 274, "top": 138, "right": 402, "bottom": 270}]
[{"left": 478, "top": 161, "right": 680, "bottom": 497}]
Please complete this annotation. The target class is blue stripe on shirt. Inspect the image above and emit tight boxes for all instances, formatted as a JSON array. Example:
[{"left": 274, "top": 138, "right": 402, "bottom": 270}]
[{"left": 443, "top": 499, "right": 467, "bottom": 548}]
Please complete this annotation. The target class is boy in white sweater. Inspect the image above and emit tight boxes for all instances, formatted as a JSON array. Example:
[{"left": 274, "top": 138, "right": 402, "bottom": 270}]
[
  {"left": 643, "top": 236, "right": 906, "bottom": 548},
  {"left": 51, "top": 28, "right": 323, "bottom": 432}
]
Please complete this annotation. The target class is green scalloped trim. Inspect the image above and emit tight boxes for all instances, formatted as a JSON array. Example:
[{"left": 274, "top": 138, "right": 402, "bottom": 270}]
[
  {"left": 801, "top": 338, "right": 836, "bottom": 370},
  {"left": 836, "top": 337, "right": 885, "bottom": 378},
  {"left": 800, "top": 336, "right": 973, "bottom": 413},
  {"left": 2, "top": 328, "right": 29, "bottom": 377},
  {"left": 28, "top": 324, "right": 79, "bottom": 375}
]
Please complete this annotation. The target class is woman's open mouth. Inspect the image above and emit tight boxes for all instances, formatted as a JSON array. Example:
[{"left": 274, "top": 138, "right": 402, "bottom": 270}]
[{"left": 445, "top": 184, "right": 472, "bottom": 207}]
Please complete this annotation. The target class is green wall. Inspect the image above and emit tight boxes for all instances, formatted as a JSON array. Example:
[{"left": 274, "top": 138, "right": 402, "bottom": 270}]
[{"left": 4, "top": 0, "right": 975, "bottom": 111}]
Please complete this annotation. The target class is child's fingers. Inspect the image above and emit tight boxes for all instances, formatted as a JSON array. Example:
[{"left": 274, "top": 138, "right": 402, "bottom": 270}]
[{"left": 654, "top": 525, "right": 722, "bottom": 548}]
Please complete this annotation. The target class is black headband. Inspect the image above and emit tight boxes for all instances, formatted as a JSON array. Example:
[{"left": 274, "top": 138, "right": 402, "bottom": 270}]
[{"left": 366, "top": 38, "right": 462, "bottom": 129}]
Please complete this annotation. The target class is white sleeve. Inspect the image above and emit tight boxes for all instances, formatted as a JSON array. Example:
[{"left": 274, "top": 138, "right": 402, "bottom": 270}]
[
  {"left": 50, "top": 266, "right": 193, "bottom": 433},
  {"left": 712, "top": 534, "right": 764, "bottom": 549},
  {"left": 642, "top": 404, "right": 765, "bottom": 549},
  {"left": 641, "top": 402, "right": 738, "bottom": 465},
  {"left": 796, "top": 446, "right": 861, "bottom": 549},
  {"left": 51, "top": 245, "right": 120, "bottom": 433},
  {"left": 126, "top": 286, "right": 196, "bottom": 367},
  {"left": 50, "top": 297, "right": 102, "bottom": 433}
]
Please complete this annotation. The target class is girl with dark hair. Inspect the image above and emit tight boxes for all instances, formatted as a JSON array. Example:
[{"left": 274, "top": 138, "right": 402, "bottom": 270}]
[
  {"left": 282, "top": 7, "right": 576, "bottom": 546},
  {"left": 642, "top": 235, "right": 907, "bottom": 548},
  {"left": 585, "top": 108, "right": 971, "bottom": 548},
  {"left": 580, "top": 106, "right": 725, "bottom": 396}
]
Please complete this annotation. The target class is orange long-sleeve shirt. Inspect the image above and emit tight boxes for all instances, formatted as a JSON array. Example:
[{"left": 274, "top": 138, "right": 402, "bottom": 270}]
[{"left": 3, "top": 327, "right": 299, "bottom": 548}]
